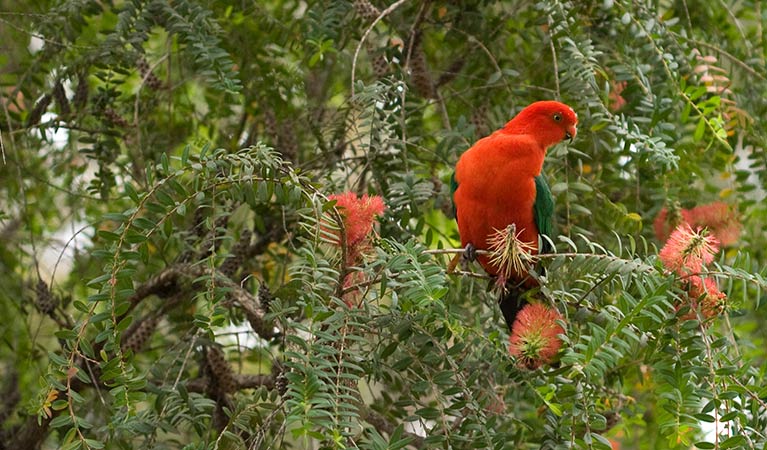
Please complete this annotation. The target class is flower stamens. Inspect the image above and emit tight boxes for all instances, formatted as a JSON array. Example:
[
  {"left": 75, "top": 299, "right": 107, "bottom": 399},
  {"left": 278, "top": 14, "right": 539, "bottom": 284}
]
[{"left": 487, "top": 224, "right": 537, "bottom": 282}]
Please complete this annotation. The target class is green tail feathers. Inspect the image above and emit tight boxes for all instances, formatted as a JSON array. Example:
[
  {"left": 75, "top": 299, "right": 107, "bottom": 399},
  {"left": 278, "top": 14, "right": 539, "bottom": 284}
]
[
  {"left": 533, "top": 174, "right": 554, "bottom": 254},
  {"left": 450, "top": 171, "right": 458, "bottom": 218}
]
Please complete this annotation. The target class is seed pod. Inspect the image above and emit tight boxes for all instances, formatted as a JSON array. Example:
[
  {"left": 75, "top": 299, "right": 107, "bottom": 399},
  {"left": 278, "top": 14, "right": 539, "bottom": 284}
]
[
  {"left": 35, "top": 278, "right": 58, "bottom": 315},
  {"left": 73, "top": 73, "right": 89, "bottom": 111},
  {"left": 136, "top": 57, "right": 149, "bottom": 74},
  {"left": 206, "top": 346, "right": 237, "bottom": 394},
  {"left": 470, "top": 103, "right": 490, "bottom": 138},
  {"left": 137, "top": 57, "right": 164, "bottom": 91},
  {"left": 27, "top": 94, "right": 52, "bottom": 127},
  {"left": 243, "top": 296, "right": 275, "bottom": 340},
  {"left": 103, "top": 107, "right": 129, "bottom": 127},
  {"left": 220, "top": 229, "right": 253, "bottom": 278},
  {"left": 120, "top": 315, "right": 159, "bottom": 354},
  {"left": 409, "top": 35, "right": 434, "bottom": 98},
  {"left": 274, "top": 370, "right": 287, "bottom": 396},
  {"left": 370, "top": 52, "right": 390, "bottom": 78},
  {"left": 353, "top": 0, "right": 380, "bottom": 23},
  {"left": 258, "top": 283, "right": 273, "bottom": 313},
  {"left": 52, "top": 80, "right": 71, "bottom": 116}
]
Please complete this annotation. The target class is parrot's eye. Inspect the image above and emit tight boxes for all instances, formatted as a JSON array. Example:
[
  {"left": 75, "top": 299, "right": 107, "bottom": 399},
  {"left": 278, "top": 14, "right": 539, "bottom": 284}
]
[{"left": 553, "top": 113, "right": 562, "bottom": 122}]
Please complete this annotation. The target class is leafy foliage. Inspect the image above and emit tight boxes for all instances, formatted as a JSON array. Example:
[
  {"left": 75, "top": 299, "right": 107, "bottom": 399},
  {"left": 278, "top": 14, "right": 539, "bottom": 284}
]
[{"left": 1, "top": 0, "right": 767, "bottom": 449}]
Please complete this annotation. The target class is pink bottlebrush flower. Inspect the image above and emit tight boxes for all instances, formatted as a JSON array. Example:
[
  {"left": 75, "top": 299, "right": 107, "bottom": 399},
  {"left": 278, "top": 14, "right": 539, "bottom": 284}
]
[
  {"left": 658, "top": 223, "right": 719, "bottom": 275},
  {"left": 325, "top": 192, "right": 385, "bottom": 308},
  {"left": 327, "top": 192, "right": 385, "bottom": 248},
  {"left": 679, "top": 276, "right": 727, "bottom": 321},
  {"left": 325, "top": 191, "right": 386, "bottom": 267},
  {"left": 653, "top": 206, "right": 690, "bottom": 242},
  {"left": 508, "top": 303, "right": 565, "bottom": 369},
  {"left": 654, "top": 202, "right": 741, "bottom": 246},
  {"left": 686, "top": 202, "right": 741, "bottom": 247}
]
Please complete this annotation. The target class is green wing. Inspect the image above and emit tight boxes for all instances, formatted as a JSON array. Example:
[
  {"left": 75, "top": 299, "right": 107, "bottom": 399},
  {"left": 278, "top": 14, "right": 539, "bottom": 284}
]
[{"left": 534, "top": 174, "right": 555, "bottom": 253}]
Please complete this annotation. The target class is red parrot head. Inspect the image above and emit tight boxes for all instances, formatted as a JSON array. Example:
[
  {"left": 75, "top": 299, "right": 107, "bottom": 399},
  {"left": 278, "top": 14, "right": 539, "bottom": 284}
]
[{"left": 503, "top": 100, "right": 578, "bottom": 148}]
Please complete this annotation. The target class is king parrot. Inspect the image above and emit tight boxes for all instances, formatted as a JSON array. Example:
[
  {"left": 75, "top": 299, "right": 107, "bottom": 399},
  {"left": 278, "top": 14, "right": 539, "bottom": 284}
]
[{"left": 452, "top": 100, "right": 578, "bottom": 330}]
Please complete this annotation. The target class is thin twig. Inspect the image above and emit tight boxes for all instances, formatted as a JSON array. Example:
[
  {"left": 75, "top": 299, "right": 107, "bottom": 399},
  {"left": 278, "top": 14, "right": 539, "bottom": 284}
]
[
  {"left": 424, "top": 248, "right": 490, "bottom": 256},
  {"left": 450, "top": 29, "right": 512, "bottom": 95},
  {"left": 351, "top": 0, "right": 409, "bottom": 97},
  {"left": 0, "top": 128, "right": 5, "bottom": 164},
  {"left": 681, "top": 37, "right": 767, "bottom": 82}
]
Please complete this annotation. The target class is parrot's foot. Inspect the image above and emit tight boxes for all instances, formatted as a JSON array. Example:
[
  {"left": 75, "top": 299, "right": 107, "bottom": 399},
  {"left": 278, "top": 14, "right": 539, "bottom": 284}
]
[
  {"left": 458, "top": 243, "right": 477, "bottom": 271},
  {"left": 462, "top": 243, "right": 477, "bottom": 263}
]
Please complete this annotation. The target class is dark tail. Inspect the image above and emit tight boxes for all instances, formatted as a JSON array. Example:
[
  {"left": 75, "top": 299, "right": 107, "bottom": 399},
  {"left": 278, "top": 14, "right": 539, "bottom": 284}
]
[
  {"left": 499, "top": 261, "right": 548, "bottom": 331},
  {"left": 498, "top": 285, "right": 526, "bottom": 332}
]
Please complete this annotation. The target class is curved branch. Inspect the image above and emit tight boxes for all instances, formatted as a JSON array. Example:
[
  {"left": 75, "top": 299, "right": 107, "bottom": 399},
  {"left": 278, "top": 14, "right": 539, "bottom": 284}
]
[{"left": 351, "top": 0, "right": 410, "bottom": 97}]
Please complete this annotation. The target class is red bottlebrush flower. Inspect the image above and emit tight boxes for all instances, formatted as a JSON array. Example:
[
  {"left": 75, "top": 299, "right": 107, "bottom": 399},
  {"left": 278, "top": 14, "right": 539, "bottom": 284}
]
[
  {"left": 654, "top": 202, "right": 740, "bottom": 246},
  {"left": 325, "top": 191, "right": 385, "bottom": 267},
  {"left": 327, "top": 192, "right": 385, "bottom": 248},
  {"left": 685, "top": 202, "right": 741, "bottom": 246},
  {"left": 653, "top": 205, "right": 690, "bottom": 242},
  {"left": 325, "top": 192, "right": 385, "bottom": 307},
  {"left": 508, "top": 303, "right": 565, "bottom": 369},
  {"left": 658, "top": 223, "right": 719, "bottom": 275},
  {"left": 679, "top": 276, "right": 727, "bottom": 321}
]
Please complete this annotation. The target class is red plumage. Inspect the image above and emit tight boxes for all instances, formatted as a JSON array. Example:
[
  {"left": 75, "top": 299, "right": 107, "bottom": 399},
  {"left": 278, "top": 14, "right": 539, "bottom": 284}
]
[{"left": 454, "top": 100, "right": 578, "bottom": 279}]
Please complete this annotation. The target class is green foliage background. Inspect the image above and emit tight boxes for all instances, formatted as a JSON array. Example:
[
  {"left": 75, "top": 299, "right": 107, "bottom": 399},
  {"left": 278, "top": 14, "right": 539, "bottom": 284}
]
[{"left": 1, "top": 0, "right": 766, "bottom": 448}]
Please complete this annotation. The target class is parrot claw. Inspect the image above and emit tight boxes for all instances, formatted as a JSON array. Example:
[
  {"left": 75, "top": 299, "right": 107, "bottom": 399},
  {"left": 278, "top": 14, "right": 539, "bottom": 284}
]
[{"left": 460, "top": 243, "right": 477, "bottom": 269}]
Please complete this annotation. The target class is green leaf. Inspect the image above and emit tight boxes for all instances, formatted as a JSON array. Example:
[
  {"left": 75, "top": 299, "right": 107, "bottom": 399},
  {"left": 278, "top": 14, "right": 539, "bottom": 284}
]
[
  {"left": 97, "top": 230, "right": 120, "bottom": 242},
  {"left": 694, "top": 117, "right": 706, "bottom": 141},
  {"left": 719, "top": 436, "right": 746, "bottom": 449},
  {"left": 125, "top": 183, "right": 139, "bottom": 202},
  {"left": 49, "top": 414, "right": 74, "bottom": 429}
]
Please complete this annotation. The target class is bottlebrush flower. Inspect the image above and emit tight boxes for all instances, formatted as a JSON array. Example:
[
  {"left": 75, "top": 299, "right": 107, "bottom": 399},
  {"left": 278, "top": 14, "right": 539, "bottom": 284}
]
[
  {"left": 686, "top": 202, "right": 741, "bottom": 246},
  {"left": 653, "top": 204, "right": 686, "bottom": 243},
  {"left": 487, "top": 224, "right": 536, "bottom": 285},
  {"left": 654, "top": 202, "right": 740, "bottom": 247},
  {"left": 679, "top": 276, "right": 727, "bottom": 321},
  {"left": 325, "top": 192, "right": 385, "bottom": 307},
  {"left": 658, "top": 223, "right": 719, "bottom": 275},
  {"left": 325, "top": 192, "right": 385, "bottom": 266},
  {"left": 327, "top": 192, "right": 385, "bottom": 249},
  {"left": 508, "top": 303, "right": 565, "bottom": 369}
]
